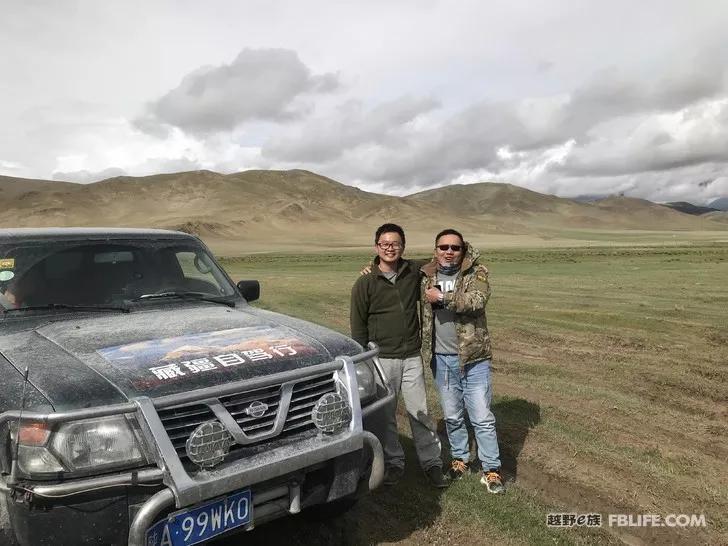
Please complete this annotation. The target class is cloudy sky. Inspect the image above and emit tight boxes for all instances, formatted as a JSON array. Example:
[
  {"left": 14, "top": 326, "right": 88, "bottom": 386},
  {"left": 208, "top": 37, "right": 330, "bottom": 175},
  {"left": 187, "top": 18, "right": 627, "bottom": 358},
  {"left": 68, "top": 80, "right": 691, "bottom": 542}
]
[{"left": 2, "top": 0, "right": 727, "bottom": 204}]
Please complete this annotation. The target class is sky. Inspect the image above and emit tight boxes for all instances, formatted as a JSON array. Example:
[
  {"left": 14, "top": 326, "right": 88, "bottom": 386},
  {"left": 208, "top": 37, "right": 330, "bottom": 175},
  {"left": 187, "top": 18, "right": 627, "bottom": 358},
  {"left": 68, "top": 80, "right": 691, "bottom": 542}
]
[{"left": 1, "top": 0, "right": 727, "bottom": 204}]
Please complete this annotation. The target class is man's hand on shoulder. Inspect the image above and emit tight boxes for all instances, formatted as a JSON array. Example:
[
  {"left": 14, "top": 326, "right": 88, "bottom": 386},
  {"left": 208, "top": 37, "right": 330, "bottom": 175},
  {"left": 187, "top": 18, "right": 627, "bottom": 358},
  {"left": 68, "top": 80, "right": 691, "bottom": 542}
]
[{"left": 472, "top": 265, "right": 490, "bottom": 289}]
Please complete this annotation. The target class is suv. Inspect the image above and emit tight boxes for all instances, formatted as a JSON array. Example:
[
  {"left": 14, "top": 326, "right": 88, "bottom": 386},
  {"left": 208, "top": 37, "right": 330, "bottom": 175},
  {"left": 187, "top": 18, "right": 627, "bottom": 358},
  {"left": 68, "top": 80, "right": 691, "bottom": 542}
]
[{"left": 0, "top": 228, "right": 392, "bottom": 546}]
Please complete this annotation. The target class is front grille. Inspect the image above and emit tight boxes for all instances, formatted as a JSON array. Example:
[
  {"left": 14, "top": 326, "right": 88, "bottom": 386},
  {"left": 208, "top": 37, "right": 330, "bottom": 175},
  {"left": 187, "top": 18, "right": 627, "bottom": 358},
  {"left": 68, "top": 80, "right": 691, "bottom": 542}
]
[{"left": 157, "top": 372, "right": 337, "bottom": 461}]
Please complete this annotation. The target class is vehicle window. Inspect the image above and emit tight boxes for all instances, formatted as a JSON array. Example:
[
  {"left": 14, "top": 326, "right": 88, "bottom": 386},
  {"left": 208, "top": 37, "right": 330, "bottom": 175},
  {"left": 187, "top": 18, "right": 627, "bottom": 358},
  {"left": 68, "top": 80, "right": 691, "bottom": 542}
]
[
  {"left": 174, "top": 250, "right": 232, "bottom": 296},
  {"left": 0, "top": 239, "right": 236, "bottom": 310}
]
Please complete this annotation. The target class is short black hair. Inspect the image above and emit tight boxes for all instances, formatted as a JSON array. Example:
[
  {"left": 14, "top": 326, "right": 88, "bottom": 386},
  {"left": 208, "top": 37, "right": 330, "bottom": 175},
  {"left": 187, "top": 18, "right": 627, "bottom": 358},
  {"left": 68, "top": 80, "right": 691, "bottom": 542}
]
[
  {"left": 375, "top": 223, "right": 406, "bottom": 246},
  {"left": 435, "top": 228, "right": 464, "bottom": 246}
]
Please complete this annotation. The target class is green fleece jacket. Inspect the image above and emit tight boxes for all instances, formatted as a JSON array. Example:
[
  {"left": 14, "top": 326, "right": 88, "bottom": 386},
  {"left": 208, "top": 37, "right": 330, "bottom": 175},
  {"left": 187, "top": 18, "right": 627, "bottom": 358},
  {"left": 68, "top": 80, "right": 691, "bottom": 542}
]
[{"left": 350, "top": 257, "right": 424, "bottom": 358}]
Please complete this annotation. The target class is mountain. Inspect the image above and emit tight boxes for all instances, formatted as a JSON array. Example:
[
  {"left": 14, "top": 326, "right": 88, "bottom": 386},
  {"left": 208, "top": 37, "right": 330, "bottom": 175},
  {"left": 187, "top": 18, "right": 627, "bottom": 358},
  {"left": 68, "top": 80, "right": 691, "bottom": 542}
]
[
  {"left": 408, "top": 184, "right": 709, "bottom": 230},
  {"left": 708, "top": 197, "right": 728, "bottom": 211},
  {"left": 571, "top": 193, "right": 610, "bottom": 203},
  {"left": 0, "top": 170, "right": 461, "bottom": 251},
  {"left": 662, "top": 202, "right": 719, "bottom": 215},
  {"left": 703, "top": 211, "right": 728, "bottom": 224},
  {"left": 1, "top": 171, "right": 725, "bottom": 252}
]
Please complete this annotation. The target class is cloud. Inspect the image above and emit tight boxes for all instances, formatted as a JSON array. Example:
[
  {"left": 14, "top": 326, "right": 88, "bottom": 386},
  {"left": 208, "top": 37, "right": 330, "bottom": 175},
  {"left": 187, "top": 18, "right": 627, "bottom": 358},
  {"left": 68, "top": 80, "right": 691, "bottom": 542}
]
[
  {"left": 52, "top": 167, "right": 128, "bottom": 184},
  {"left": 50, "top": 157, "right": 207, "bottom": 183},
  {"left": 0, "top": 159, "right": 23, "bottom": 174},
  {"left": 263, "top": 96, "right": 440, "bottom": 163},
  {"left": 555, "top": 98, "right": 728, "bottom": 177},
  {"left": 253, "top": 50, "right": 728, "bottom": 203},
  {"left": 561, "top": 55, "right": 725, "bottom": 136},
  {"left": 3, "top": 2, "right": 727, "bottom": 207},
  {"left": 137, "top": 48, "right": 340, "bottom": 135}
]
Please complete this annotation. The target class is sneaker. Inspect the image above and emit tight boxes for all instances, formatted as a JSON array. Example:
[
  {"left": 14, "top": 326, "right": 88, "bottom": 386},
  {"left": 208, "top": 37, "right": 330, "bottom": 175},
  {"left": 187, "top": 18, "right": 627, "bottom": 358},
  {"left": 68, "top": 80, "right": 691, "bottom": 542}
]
[
  {"left": 425, "top": 466, "right": 450, "bottom": 489},
  {"left": 383, "top": 465, "right": 404, "bottom": 486},
  {"left": 449, "top": 458, "right": 469, "bottom": 480},
  {"left": 480, "top": 469, "right": 505, "bottom": 494}
]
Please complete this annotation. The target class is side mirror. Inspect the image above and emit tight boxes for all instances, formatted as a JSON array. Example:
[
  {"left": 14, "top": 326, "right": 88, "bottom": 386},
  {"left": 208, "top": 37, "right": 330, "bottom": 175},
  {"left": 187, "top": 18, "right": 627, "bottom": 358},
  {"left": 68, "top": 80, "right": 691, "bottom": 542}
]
[{"left": 236, "top": 280, "right": 260, "bottom": 302}]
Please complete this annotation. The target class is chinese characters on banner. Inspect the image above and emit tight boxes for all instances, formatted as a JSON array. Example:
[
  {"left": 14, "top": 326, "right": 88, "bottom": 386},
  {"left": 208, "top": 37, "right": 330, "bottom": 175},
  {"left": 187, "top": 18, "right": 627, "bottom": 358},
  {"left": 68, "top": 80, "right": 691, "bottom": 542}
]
[{"left": 149, "top": 344, "right": 298, "bottom": 381}]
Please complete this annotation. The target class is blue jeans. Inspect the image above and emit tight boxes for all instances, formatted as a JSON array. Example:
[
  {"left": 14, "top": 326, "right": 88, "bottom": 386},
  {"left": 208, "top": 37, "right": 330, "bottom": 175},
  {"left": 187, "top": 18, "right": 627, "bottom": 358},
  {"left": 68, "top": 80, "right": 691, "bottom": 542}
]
[{"left": 432, "top": 355, "right": 501, "bottom": 471}]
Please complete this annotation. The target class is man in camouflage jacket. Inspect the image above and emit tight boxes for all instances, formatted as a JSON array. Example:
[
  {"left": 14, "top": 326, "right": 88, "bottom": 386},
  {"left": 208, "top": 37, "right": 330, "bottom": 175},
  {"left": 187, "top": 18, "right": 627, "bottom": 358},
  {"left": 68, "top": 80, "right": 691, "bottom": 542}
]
[
  {"left": 420, "top": 240, "right": 492, "bottom": 368},
  {"left": 420, "top": 229, "right": 504, "bottom": 493}
]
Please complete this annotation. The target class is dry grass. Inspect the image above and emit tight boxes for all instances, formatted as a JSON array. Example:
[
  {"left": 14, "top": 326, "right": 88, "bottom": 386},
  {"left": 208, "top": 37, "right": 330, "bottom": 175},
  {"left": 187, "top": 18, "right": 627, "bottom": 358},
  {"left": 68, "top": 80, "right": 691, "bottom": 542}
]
[{"left": 218, "top": 243, "right": 728, "bottom": 545}]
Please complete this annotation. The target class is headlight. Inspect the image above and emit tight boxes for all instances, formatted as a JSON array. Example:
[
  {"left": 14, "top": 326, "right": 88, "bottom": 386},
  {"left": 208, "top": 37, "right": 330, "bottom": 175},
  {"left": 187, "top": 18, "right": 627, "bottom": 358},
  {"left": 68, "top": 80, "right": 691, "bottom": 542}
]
[
  {"left": 51, "top": 415, "right": 146, "bottom": 472},
  {"left": 16, "top": 414, "right": 148, "bottom": 477},
  {"left": 355, "top": 360, "right": 377, "bottom": 404},
  {"left": 17, "top": 445, "right": 64, "bottom": 474}
]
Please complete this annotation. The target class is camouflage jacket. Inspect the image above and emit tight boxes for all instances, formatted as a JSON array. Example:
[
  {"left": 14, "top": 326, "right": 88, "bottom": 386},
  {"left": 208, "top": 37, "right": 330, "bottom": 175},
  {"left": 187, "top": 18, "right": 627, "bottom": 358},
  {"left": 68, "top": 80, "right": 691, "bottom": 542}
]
[{"left": 420, "top": 242, "right": 492, "bottom": 367}]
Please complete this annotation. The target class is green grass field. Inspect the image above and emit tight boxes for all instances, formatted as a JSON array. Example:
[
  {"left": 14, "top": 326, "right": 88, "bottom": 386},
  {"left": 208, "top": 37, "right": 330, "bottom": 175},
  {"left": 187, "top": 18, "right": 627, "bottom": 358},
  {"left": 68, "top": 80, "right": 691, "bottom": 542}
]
[{"left": 218, "top": 244, "right": 728, "bottom": 545}]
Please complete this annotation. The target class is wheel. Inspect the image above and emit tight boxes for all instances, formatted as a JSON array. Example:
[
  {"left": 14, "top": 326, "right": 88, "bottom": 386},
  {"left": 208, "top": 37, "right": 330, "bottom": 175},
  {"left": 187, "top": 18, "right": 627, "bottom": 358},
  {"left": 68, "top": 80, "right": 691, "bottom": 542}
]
[{"left": 0, "top": 495, "right": 20, "bottom": 546}]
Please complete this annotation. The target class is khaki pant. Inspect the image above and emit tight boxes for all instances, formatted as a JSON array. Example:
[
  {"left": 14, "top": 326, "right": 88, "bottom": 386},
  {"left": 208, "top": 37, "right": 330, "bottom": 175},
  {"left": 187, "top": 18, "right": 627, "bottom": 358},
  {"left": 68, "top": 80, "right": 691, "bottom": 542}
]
[{"left": 379, "top": 356, "right": 442, "bottom": 471}]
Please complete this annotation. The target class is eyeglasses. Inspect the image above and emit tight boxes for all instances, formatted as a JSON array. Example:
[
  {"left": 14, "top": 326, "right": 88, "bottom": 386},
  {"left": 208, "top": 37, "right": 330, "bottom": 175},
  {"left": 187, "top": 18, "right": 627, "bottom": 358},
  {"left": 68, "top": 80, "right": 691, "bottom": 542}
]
[
  {"left": 377, "top": 242, "right": 403, "bottom": 250},
  {"left": 437, "top": 244, "right": 462, "bottom": 252}
]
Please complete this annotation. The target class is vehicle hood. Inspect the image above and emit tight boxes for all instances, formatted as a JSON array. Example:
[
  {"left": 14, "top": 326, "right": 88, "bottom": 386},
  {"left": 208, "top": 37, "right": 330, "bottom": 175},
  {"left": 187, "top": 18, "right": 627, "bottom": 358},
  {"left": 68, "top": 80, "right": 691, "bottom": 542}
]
[{"left": 0, "top": 305, "right": 362, "bottom": 411}]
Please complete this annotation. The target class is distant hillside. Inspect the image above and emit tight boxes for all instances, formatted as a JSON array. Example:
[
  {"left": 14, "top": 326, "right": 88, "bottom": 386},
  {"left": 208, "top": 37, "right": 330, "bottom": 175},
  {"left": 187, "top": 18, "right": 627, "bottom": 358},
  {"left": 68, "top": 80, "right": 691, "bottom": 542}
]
[
  {"left": 703, "top": 211, "right": 728, "bottom": 224},
  {"left": 0, "top": 170, "right": 464, "bottom": 249},
  {"left": 0, "top": 175, "right": 78, "bottom": 201},
  {"left": 663, "top": 202, "right": 720, "bottom": 215},
  {"left": 1, "top": 170, "right": 726, "bottom": 251},
  {"left": 708, "top": 197, "right": 728, "bottom": 211},
  {"left": 572, "top": 194, "right": 609, "bottom": 203},
  {"left": 408, "top": 184, "right": 713, "bottom": 230}
]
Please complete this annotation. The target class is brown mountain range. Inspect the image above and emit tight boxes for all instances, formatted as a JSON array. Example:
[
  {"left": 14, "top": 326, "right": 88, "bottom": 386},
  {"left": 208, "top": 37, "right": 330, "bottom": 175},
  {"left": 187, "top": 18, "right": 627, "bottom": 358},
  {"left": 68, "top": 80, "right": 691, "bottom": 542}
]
[{"left": 1, "top": 170, "right": 725, "bottom": 252}]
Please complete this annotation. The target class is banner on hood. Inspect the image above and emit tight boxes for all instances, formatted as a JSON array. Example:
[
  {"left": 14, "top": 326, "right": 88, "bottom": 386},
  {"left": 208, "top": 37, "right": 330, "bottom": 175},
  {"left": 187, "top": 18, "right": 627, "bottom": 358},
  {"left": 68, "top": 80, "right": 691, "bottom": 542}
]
[{"left": 97, "top": 326, "right": 320, "bottom": 386}]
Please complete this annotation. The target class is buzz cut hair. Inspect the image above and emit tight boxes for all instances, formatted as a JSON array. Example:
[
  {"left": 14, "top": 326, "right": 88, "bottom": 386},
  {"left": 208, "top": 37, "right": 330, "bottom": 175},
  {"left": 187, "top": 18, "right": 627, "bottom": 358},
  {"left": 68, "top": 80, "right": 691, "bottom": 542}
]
[
  {"left": 435, "top": 228, "right": 464, "bottom": 246},
  {"left": 375, "top": 223, "right": 406, "bottom": 247}
]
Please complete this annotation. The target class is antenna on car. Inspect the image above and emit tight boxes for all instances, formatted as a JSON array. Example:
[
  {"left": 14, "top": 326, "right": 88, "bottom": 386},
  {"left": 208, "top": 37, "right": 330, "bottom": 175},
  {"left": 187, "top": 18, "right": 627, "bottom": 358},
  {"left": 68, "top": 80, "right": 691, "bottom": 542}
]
[{"left": 10, "top": 367, "right": 30, "bottom": 484}]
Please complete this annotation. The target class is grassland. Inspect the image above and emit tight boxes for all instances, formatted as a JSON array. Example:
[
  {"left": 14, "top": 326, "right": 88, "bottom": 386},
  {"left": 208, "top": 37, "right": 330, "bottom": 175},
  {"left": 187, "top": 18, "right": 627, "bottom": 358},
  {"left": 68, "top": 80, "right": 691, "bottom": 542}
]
[{"left": 217, "top": 244, "right": 728, "bottom": 545}]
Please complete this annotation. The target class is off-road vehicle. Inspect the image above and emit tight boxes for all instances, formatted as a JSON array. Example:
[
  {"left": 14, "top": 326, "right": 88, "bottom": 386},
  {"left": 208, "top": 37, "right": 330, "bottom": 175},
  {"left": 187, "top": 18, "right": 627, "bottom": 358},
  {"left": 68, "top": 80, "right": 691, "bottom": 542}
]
[{"left": 0, "top": 228, "right": 391, "bottom": 546}]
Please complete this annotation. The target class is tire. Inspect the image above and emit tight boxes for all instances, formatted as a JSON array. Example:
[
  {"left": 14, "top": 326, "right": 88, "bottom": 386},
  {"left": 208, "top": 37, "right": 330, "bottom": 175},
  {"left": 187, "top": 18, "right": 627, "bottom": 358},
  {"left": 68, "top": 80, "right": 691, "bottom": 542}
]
[{"left": 0, "top": 494, "right": 20, "bottom": 546}]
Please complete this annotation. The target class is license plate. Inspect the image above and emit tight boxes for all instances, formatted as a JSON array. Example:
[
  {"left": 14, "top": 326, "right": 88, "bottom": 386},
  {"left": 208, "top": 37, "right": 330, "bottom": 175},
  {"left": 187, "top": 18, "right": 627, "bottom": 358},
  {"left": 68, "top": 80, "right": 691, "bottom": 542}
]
[{"left": 145, "top": 489, "right": 252, "bottom": 546}]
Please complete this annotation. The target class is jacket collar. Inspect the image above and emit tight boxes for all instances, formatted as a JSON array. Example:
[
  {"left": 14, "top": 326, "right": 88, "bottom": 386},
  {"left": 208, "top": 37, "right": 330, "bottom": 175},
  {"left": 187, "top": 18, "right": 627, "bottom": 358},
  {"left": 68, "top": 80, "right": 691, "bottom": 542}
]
[{"left": 373, "top": 256, "right": 409, "bottom": 276}]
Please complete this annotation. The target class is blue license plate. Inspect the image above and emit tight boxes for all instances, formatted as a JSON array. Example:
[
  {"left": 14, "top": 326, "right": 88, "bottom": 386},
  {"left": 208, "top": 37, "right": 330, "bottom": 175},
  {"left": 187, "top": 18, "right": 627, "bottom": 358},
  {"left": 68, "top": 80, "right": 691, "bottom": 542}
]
[{"left": 145, "top": 489, "right": 252, "bottom": 546}]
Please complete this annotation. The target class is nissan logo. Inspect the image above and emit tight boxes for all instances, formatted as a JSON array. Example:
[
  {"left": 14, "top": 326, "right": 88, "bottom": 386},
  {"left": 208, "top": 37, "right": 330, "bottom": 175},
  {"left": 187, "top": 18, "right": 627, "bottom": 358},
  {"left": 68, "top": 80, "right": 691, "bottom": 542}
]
[{"left": 244, "top": 400, "right": 269, "bottom": 418}]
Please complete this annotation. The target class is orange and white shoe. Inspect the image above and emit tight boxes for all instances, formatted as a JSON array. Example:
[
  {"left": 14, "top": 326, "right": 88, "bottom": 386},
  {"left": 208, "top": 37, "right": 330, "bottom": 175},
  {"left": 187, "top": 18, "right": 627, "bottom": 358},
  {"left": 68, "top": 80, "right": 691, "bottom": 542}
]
[{"left": 480, "top": 470, "right": 505, "bottom": 494}]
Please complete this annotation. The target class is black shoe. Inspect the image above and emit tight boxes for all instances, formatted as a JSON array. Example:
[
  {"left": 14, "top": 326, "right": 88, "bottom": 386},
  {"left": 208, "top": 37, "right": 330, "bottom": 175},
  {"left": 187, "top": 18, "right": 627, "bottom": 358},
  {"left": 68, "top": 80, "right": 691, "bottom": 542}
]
[
  {"left": 425, "top": 466, "right": 450, "bottom": 489},
  {"left": 383, "top": 465, "right": 404, "bottom": 486},
  {"left": 449, "top": 458, "right": 469, "bottom": 480}
]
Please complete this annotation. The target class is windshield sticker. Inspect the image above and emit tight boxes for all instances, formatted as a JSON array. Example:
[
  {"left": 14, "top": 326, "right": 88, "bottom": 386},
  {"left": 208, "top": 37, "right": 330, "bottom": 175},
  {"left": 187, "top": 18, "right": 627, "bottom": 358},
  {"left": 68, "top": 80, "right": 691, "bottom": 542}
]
[
  {"left": 0, "top": 271, "right": 14, "bottom": 282},
  {"left": 97, "top": 326, "right": 320, "bottom": 386},
  {"left": 0, "top": 258, "right": 14, "bottom": 269}
]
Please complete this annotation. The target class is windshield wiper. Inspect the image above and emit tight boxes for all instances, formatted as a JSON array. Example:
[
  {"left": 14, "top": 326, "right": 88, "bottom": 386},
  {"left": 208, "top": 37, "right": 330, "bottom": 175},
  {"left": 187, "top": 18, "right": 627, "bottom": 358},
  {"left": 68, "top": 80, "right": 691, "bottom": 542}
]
[
  {"left": 3, "top": 303, "right": 130, "bottom": 314},
  {"left": 131, "top": 291, "right": 235, "bottom": 308}
]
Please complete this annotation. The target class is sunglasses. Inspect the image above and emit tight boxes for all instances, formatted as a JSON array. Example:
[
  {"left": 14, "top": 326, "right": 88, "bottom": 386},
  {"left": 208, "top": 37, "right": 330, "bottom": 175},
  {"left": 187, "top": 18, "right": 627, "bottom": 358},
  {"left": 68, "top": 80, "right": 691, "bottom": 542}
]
[{"left": 437, "top": 244, "right": 462, "bottom": 252}]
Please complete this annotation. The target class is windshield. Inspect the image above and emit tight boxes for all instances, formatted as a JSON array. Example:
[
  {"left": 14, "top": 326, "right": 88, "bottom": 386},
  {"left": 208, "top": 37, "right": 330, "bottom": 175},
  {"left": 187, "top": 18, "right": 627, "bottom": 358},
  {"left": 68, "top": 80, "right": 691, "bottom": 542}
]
[{"left": 0, "top": 238, "right": 237, "bottom": 311}]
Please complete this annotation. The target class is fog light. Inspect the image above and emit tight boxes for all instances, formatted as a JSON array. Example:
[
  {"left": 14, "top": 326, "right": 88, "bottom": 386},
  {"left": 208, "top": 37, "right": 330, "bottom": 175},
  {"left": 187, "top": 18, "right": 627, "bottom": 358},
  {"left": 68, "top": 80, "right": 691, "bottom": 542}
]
[
  {"left": 311, "top": 393, "right": 352, "bottom": 434},
  {"left": 185, "top": 420, "right": 234, "bottom": 468}
]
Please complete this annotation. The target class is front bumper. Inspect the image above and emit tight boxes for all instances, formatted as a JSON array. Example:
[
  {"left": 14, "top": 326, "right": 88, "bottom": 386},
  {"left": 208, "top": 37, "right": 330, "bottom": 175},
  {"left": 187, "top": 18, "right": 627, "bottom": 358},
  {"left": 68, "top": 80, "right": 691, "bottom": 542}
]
[{"left": 0, "top": 348, "right": 392, "bottom": 546}]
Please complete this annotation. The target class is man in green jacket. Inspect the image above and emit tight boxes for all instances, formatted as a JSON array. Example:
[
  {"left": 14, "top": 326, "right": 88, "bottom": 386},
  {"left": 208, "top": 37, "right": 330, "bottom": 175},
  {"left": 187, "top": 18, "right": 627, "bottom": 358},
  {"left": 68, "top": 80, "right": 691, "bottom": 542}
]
[
  {"left": 420, "top": 228, "right": 505, "bottom": 494},
  {"left": 350, "top": 223, "right": 447, "bottom": 488}
]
